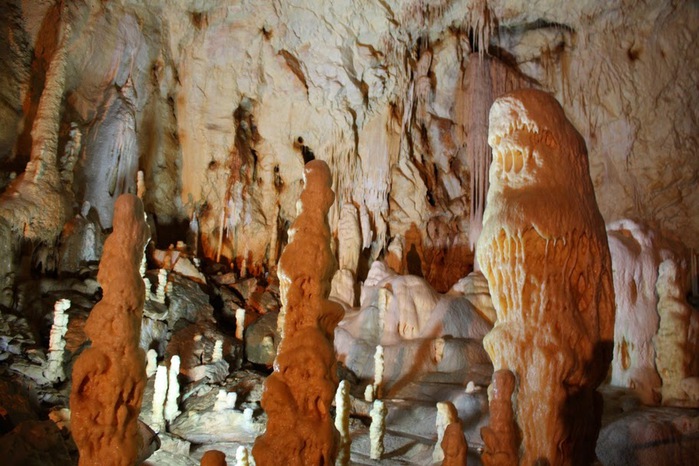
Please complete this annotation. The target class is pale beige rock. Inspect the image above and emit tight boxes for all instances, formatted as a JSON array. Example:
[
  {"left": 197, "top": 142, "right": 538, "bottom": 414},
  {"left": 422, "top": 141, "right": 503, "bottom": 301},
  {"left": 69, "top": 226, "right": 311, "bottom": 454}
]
[
  {"left": 70, "top": 194, "right": 150, "bottom": 466},
  {"left": 337, "top": 203, "right": 362, "bottom": 273},
  {"left": 607, "top": 219, "right": 690, "bottom": 405},
  {"left": 252, "top": 160, "right": 344, "bottom": 466},
  {"left": 334, "top": 379, "right": 351, "bottom": 466},
  {"left": 477, "top": 89, "right": 615, "bottom": 465},
  {"left": 369, "top": 399, "right": 387, "bottom": 460},
  {"left": 655, "top": 260, "right": 699, "bottom": 407}
]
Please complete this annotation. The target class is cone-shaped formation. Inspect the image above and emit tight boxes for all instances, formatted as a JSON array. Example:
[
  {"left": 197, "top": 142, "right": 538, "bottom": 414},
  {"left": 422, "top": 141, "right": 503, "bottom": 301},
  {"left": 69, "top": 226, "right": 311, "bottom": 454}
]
[
  {"left": 477, "top": 89, "right": 615, "bottom": 466},
  {"left": 481, "top": 370, "right": 519, "bottom": 466},
  {"left": 70, "top": 194, "right": 150, "bottom": 466},
  {"left": 252, "top": 160, "right": 344, "bottom": 466}
]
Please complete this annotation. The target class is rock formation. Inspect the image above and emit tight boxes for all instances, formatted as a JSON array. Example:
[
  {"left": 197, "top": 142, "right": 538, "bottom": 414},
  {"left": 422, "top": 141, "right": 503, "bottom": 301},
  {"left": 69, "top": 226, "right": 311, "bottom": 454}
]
[
  {"left": 200, "top": 450, "right": 227, "bottom": 466},
  {"left": 45, "top": 298, "right": 71, "bottom": 383},
  {"left": 370, "top": 399, "right": 387, "bottom": 460},
  {"left": 70, "top": 194, "right": 150, "bottom": 466},
  {"left": 480, "top": 369, "right": 519, "bottom": 466},
  {"left": 477, "top": 89, "right": 615, "bottom": 465},
  {"left": 607, "top": 219, "right": 698, "bottom": 405},
  {"left": 441, "top": 421, "right": 468, "bottom": 466},
  {"left": 334, "top": 379, "right": 351, "bottom": 466},
  {"left": 434, "top": 401, "right": 459, "bottom": 463},
  {"left": 655, "top": 260, "right": 699, "bottom": 406},
  {"left": 252, "top": 160, "right": 344, "bottom": 466}
]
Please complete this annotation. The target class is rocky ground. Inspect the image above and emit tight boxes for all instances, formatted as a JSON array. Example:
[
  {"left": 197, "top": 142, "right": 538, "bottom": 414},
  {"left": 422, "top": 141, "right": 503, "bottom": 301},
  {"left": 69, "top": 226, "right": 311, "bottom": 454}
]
[{"left": 1, "top": 249, "right": 698, "bottom": 465}]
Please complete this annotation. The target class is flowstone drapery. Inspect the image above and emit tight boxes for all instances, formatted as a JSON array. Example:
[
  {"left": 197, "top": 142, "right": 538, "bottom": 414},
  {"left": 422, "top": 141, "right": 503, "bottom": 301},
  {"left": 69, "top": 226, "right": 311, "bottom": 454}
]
[{"left": 477, "top": 89, "right": 615, "bottom": 466}]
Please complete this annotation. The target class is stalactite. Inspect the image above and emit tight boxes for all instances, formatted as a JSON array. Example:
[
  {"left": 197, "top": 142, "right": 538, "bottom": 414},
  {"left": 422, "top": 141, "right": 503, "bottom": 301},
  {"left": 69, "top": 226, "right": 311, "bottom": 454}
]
[{"left": 463, "top": 53, "right": 529, "bottom": 256}]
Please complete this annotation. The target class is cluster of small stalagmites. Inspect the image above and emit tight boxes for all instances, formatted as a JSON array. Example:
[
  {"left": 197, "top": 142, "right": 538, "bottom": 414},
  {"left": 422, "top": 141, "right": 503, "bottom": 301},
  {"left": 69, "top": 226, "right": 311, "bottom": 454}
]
[
  {"left": 252, "top": 160, "right": 344, "bottom": 466},
  {"left": 69, "top": 194, "right": 150, "bottom": 466},
  {"left": 477, "top": 89, "right": 615, "bottom": 466}
]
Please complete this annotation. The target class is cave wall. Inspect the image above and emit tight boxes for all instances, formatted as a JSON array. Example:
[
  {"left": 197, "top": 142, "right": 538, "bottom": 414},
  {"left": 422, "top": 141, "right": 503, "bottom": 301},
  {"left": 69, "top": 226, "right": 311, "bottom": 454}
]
[{"left": 0, "top": 0, "right": 697, "bottom": 291}]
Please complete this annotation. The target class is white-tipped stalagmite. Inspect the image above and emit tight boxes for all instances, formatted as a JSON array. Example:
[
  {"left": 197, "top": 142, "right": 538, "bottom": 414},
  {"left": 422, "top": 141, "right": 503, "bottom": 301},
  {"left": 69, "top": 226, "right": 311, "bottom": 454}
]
[
  {"left": 46, "top": 299, "right": 71, "bottom": 383},
  {"left": 151, "top": 365, "right": 168, "bottom": 432},
  {"left": 165, "top": 355, "right": 181, "bottom": 422},
  {"left": 235, "top": 308, "right": 245, "bottom": 340},
  {"left": 212, "top": 339, "right": 223, "bottom": 362},
  {"left": 377, "top": 288, "right": 390, "bottom": 338},
  {"left": 334, "top": 380, "right": 351, "bottom": 466},
  {"left": 370, "top": 399, "right": 387, "bottom": 460},
  {"left": 373, "top": 344, "right": 384, "bottom": 399},
  {"left": 145, "top": 349, "right": 158, "bottom": 378},
  {"left": 137, "top": 171, "right": 145, "bottom": 199},
  {"left": 433, "top": 401, "right": 459, "bottom": 463},
  {"left": 364, "top": 384, "right": 374, "bottom": 403},
  {"left": 236, "top": 446, "right": 250, "bottom": 466},
  {"left": 154, "top": 269, "right": 168, "bottom": 304}
]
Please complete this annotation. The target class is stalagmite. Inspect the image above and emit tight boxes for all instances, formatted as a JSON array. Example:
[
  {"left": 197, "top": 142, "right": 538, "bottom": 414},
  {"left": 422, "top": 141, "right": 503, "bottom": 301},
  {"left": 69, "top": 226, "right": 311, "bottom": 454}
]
[
  {"left": 252, "top": 160, "right": 344, "bottom": 466},
  {"left": 337, "top": 203, "right": 362, "bottom": 273},
  {"left": 235, "top": 446, "right": 250, "bottom": 466},
  {"left": 364, "top": 384, "right": 374, "bottom": 403},
  {"left": 45, "top": 299, "right": 71, "bottom": 383},
  {"left": 477, "top": 89, "right": 615, "bottom": 466},
  {"left": 655, "top": 260, "right": 698, "bottom": 406},
  {"left": 334, "top": 380, "right": 351, "bottom": 466},
  {"left": 212, "top": 339, "right": 223, "bottom": 362},
  {"left": 373, "top": 344, "right": 384, "bottom": 399},
  {"left": 235, "top": 309, "right": 245, "bottom": 340},
  {"left": 606, "top": 220, "right": 690, "bottom": 404},
  {"left": 151, "top": 365, "right": 168, "bottom": 433},
  {"left": 370, "top": 399, "right": 387, "bottom": 460},
  {"left": 441, "top": 421, "right": 468, "bottom": 466},
  {"left": 153, "top": 269, "right": 168, "bottom": 304},
  {"left": 165, "top": 355, "right": 181, "bottom": 423},
  {"left": 480, "top": 370, "right": 519, "bottom": 466},
  {"left": 145, "top": 349, "right": 158, "bottom": 378},
  {"left": 433, "top": 401, "right": 459, "bottom": 463},
  {"left": 200, "top": 450, "right": 227, "bottom": 466},
  {"left": 70, "top": 194, "right": 150, "bottom": 466}
]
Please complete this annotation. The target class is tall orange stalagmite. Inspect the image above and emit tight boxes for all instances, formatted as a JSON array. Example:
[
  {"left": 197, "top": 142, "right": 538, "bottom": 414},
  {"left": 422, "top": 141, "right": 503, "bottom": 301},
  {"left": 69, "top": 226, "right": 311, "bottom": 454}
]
[
  {"left": 477, "top": 89, "right": 615, "bottom": 466},
  {"left": 70, "top": 194, "right": 150, "bottom": 466},
  {"left": 252, "top": 160, "right": 344, "bottom": 466}
]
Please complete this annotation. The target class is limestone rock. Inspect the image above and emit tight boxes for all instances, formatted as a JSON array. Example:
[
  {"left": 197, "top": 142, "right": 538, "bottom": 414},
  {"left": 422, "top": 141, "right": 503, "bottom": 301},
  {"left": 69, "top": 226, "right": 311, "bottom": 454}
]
[{"left": 244, "top": 312, "right": 280, "bottom": 366}]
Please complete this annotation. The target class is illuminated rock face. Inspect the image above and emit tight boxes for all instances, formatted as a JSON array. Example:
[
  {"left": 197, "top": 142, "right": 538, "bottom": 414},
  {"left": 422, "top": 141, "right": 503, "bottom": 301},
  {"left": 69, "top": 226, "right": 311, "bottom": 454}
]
[
  {"left": 252, "top": 160, "right": 344, "bottom": 466},
  {"left": 70, "top": 194, "right": 150, "bottom": 466},
  {"left": 477, "top": 89, "right": 615, "bottom": 466}
]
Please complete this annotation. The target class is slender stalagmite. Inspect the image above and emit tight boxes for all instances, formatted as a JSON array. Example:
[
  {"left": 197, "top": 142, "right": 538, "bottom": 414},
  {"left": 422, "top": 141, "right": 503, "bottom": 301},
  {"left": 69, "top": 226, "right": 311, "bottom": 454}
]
[
  {"left": 70, "top": 194, "right": 150, "bottom": 466},
  {"left": 252, "top": 160, "right": 344, "bottom": 466}
]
